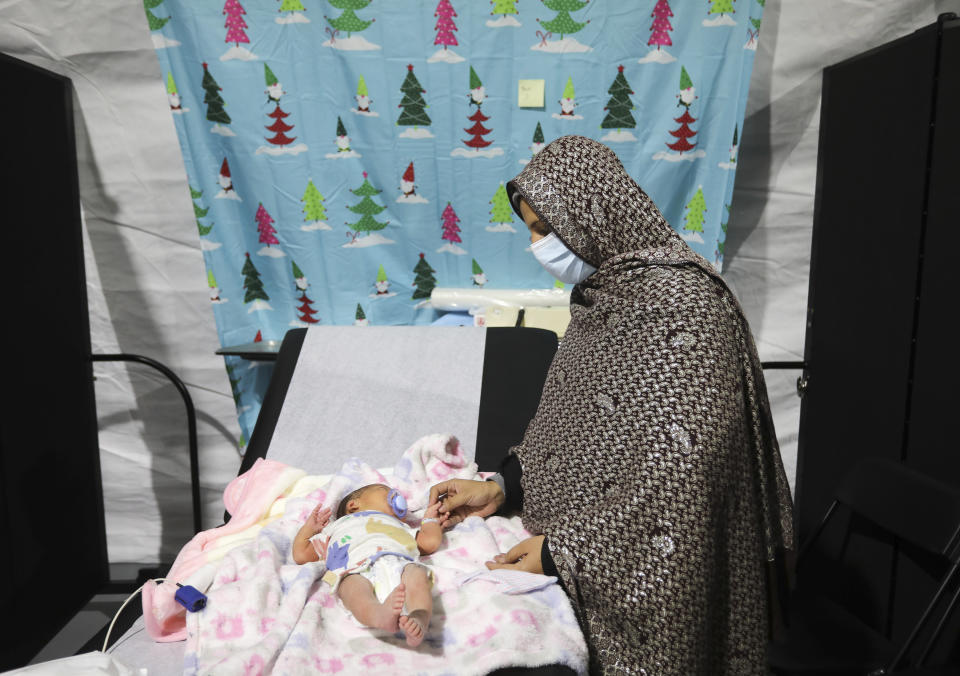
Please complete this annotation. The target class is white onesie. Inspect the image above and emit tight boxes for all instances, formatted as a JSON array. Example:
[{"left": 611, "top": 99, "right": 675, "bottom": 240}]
[{"left": 310, "top": 510, "right": 430, "bottom": 601}]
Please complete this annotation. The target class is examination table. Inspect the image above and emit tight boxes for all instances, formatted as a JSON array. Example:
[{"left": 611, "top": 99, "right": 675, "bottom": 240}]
[{"left": 107, "top": 326, "right": 581, "bottom": 675}]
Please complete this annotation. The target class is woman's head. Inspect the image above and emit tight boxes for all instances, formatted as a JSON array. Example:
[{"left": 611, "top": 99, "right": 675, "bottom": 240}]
[
  {"left": 517, "top": 198, "right": 550, "bottom": 243},
  {"left": 506, "top": 135, "right": 684, "bottom": 267}
]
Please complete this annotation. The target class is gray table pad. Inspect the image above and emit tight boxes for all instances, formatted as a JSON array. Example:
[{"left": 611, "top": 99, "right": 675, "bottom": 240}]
[{"left": 266, "top": 326, "right": 487, "bottom": 473}]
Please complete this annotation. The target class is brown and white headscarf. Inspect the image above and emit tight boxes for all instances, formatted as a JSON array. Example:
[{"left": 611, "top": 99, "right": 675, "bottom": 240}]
[{"left": 506, "top": 135, "right": 795, "bottom": 675}]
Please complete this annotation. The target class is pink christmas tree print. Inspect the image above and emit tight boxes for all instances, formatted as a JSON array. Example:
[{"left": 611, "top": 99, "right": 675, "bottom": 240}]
[
  {"left": 648, "top": 0, "right": 674, "bottom": 49},
  {"left": 223, "top": 0, "right": 250, "bottom": 46},
  {"left": 441, "top": 202, "right": 461, "bottom": 243},
  {"left": 434, "top": 0, "right": 459, "bottom": 48},
  {"left": 255, "top": 202, "right": 279, "bottom": 246}
]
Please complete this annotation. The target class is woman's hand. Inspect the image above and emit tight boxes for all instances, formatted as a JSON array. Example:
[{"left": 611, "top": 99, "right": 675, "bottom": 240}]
[
  {"left": 428, "top": 478, "right": 504, "bottom": 528},
  {"left": 485, "top": 535, "right": 545, "bottom": 575}
]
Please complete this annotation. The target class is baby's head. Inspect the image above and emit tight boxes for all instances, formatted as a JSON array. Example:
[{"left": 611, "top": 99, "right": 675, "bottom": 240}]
[{"left": 336, "top": 483, "right": 401, "bottom": 519}]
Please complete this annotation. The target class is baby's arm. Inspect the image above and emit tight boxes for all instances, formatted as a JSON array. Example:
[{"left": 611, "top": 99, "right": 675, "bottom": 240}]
[
  {"left": 292, "top": 504, "right": 331, "bottom": 564},
  {"left": 416, "top": 501, "right": 446, "bottom": 556}
]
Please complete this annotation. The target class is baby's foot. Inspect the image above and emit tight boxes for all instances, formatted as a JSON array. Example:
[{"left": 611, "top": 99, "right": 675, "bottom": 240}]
[
  {"left": 399, "top": 609, "right": 429, "bottom": 647},
  {"left": 372, "top": 583, "right": 405, "bottom": 632}
]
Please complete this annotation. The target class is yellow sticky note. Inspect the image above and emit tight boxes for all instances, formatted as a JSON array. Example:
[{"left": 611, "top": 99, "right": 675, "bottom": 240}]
[{"left": 518, "top": 79, "right": 545, "bottom": 108}]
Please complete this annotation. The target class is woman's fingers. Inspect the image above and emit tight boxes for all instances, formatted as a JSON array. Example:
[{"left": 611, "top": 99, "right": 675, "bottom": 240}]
[
  {"left": 442, "top": 511, "right": 464, "bottom": 529},
  {"left": 428, "top": 481, "right": 454, "bottom": 508},
  {"left": 503, "top": 541, "right": 532, "bottom": 563},
  {"left": 485, "top": 536, "right": 544, "bottom": 574},
  {"left": 440, "top": 488, "right": 473, "bottom": 514},
  {"left": 485, "top": 556, "right": 534, "bottom": 573}
]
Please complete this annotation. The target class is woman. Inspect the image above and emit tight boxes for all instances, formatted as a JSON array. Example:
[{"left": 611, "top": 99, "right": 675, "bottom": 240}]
[{"left": 429, "top": 135, "right": 795, "bottom": 674}]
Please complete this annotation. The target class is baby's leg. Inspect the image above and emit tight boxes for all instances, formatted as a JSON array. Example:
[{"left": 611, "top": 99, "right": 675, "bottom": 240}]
[
  {"left": 337, "top": 573, "right": 405, "bottom": 632},
  {"left": 398, "top": 564, "right": 432, "bottom": 647}
]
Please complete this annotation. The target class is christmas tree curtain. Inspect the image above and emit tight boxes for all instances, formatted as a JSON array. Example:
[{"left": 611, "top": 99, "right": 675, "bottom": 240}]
[{"left": 147, "top": 0, "right": 765, "bottom": 445}]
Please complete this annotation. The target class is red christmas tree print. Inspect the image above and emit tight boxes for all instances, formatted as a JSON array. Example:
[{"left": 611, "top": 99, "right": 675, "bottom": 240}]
[
  {"left": 666, "top": 108, "right": 697, "bottom": 153},
  {"left": 255, "top": 202, "right": 279, "bottom": 245},
  {"left": 296, "top": 291, "right": 320, "bottom": 324},
  {"left": 648, "top": 0, "right": 674, "bottom": 49},
  {"left": 265, "top": 104, "right": 296, "bottom": 146},
  {"left": 440, "top": 202, "right": 462, "bottom": 243},
  {"left": 463, "top": 107, "right": 493, "bottom": 150},
  {"left": 434, "top": 0, "right": 459, "bottom": 48},
  {"left": 223, "top": 0, "right": 250, "bottom": 46}
]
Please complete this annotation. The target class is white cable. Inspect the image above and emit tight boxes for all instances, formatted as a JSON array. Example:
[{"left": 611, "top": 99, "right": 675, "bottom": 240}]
[{"left": 102, "top": 578, "right": 164, "bottom": 653}]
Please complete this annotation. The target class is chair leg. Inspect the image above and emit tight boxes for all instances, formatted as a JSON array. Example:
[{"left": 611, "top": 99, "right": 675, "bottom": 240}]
[
  {"left": 885, "top": 557, "right": 960, "bottom": 672},
  {"left": 915, "top": 561, "right": 960, "bottom": 667},
  {"left": 796, "top": 500, "right": 840, "bottom": 570}
]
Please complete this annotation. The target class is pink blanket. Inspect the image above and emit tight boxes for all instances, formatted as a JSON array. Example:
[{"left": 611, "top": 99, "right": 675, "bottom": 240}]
[{"left": 170, "top": 434, "right": 587, "bottom": 675}]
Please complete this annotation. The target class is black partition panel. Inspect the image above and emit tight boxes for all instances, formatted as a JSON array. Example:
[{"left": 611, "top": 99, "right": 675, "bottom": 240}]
[
  {"left": 0, "top": 53, "right": 107, "bottom": 670},
  {"left": 893, "top": 20, "right": 960, "bottom": 662},
  {"left": 796, "top": 16, "right": 960, "bottom": 663}
]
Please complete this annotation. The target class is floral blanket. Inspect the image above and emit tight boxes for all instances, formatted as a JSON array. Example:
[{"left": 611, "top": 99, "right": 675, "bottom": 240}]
[{"left": 168, "top": 434, "right": 586, "bottom": 675}]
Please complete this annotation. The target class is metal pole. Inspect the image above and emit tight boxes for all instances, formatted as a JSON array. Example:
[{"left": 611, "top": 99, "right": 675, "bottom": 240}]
[{"left": 91, "top": 353, "right": 201, "bottom": 534}]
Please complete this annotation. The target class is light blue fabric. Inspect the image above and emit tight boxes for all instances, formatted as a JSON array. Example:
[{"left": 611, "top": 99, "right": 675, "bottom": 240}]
[{"left": 147, "top": 0, "right": 764, "bottom": 443}]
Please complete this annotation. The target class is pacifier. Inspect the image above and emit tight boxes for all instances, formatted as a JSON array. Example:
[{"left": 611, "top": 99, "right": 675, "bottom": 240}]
[{"left": 387, "top": 488, "right": 407, "bottom": 519}]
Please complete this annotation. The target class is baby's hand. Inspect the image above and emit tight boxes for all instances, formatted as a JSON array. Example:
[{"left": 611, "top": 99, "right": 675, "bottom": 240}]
[
  {"left": 423, "top": 500, "right": 442, "bottom": 520},
  {"left": 308, "top": 505, "right": 331, "bottom": 533},
  {"left": 423, "top": 500, "right": 453, "bottom": 530}
]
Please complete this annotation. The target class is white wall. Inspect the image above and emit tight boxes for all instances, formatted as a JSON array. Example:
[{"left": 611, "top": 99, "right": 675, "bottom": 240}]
[{"left": 2, "top": 0, "right": 957, "bottom": 563}]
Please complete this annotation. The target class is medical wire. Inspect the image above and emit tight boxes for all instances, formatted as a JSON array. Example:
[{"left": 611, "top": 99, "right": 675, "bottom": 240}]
[{"left": 102, "top": 578, "right": 165, "bottom": 653}]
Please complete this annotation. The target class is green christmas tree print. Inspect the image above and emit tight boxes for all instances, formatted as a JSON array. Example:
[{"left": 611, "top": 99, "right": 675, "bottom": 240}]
[
  {"left": 201, "top": 63, "right": 231, "bottom": 125},
  {"left": 492, "top": 0, "right": 518, "bottom": 16},
  {"left": 412, "top": 253, "right": 437, "bottom": 300},
  {"left": 683, "top": 186, "right": 707, "bottom": 234},
  {"left": 538, "top": 0, "right": 589, "bottom": 40},
  {"left": 144, "top": 0, "right": 170, "bottom": 31},
  {"left": 226, "top": 363, "right": 243, "bottom": 406},
  {"left": 601, "top": 65, "right": 636, "bottom": 130},
  {"left": 325, "top": 0, "right": 373, "bottom": 38},
  {"left": 242, "top": 252, "right": 270, "bottom": 304},
  {"left": 533, "top": 121, "right": 545, "bottom": 144},
  {"left": 709, "top": 0, "right": 735, "bottom": 16},
  {"left": 397, "top": 65, "right": 431, "bottom": 127},
  {"left": 347, "top": 171, "right": 388, "bottom": 234},
  {"left": 191, "top": 185, "right": 214, "bottom": 236},
  {"left": 279, "top": 0, "right": 305, "bottom": 11},
  {"left": 717, "top": 203, "right": 730, "bottom": 258},
  {"left": 489, "top": 183, "right": 515, "bottom": 230},
  {"left": 302, "top": 180, "right": 327, "bottom": 224}
]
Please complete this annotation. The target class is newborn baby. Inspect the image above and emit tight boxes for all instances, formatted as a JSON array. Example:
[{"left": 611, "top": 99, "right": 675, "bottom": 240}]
[{"left": 292, "top": 484, "right": 446, "bottom": 646}]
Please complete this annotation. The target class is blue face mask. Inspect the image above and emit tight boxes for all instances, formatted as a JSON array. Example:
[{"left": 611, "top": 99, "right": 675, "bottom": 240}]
[{"left": 530, "top": 233, "right": 598, "bottom": 285}]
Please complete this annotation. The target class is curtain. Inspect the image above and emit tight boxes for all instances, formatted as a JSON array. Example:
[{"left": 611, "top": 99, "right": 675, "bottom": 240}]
[{"left": 147, "top": 0, "right": 765, "bottom": 442}]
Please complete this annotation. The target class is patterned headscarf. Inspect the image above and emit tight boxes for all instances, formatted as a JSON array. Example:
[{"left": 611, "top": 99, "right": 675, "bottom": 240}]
[{"left": 506, "top": 135, "right": 795, "bottom": 674}]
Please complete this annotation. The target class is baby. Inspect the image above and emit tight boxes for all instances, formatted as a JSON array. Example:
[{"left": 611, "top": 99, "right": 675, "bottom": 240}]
[{"left": 292, "top": 484, "right": 446, "bottom": 647}]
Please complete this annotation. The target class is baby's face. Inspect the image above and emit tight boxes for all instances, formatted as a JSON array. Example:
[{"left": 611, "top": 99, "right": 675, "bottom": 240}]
[{"left": 352, "top": 484, "right": 393, "bottom": 515}]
